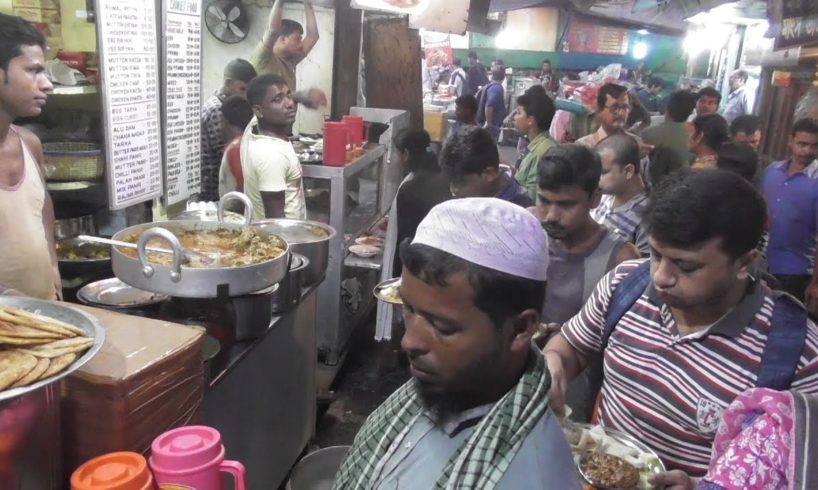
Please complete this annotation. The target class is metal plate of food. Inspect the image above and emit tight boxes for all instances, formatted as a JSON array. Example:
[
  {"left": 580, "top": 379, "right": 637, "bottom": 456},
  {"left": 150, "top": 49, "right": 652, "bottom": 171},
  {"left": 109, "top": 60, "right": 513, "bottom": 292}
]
[
  {"left": 0, "top": 296, "right": 105, "bottom": 403},
  {"left": 563, "top": 423, "right": 665, "bottom": 489},
  {"left": 373, "top": 277, "right": 402, "bottom": 305},
  {"left": 77, "top": 278, "right": 168, "bottom": 308}
]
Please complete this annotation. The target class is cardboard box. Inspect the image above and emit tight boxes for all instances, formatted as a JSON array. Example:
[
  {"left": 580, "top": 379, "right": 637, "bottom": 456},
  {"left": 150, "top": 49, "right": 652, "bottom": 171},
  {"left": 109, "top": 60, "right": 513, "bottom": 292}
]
[{"left": 62, "top": 306, "right": 206, "bottom": 471}]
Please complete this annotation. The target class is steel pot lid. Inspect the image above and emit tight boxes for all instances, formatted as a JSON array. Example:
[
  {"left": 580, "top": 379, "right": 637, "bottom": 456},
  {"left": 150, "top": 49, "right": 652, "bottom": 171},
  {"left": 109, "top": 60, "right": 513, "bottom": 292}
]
[
  {"left": 252, "top": 219, "right": 336, "bottom": 244},
  {"left": 78, "top": 278, "right": 168, "bottom": 308}
]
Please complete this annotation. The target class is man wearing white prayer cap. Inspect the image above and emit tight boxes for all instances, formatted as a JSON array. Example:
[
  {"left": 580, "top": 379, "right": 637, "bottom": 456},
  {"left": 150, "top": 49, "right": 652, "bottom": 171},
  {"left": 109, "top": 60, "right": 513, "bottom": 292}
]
[{"left": 334, "top": 198, "right": 580, "bottom": 490}]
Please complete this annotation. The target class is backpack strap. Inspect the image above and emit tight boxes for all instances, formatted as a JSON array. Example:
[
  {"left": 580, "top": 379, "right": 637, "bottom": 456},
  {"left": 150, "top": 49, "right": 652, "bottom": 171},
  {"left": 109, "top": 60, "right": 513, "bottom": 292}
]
[
  {"left": 602, "top": 260, "right": 651, "bottom": 348},
  {"left": 757, "top": 293, "right": 808, "bottom": 390}
]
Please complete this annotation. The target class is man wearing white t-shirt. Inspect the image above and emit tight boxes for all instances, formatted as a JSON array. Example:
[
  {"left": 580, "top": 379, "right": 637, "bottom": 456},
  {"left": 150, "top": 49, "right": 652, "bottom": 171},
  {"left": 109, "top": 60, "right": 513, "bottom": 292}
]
[{"left": 242, "top": 74, "right": 306, "bottom": 220}]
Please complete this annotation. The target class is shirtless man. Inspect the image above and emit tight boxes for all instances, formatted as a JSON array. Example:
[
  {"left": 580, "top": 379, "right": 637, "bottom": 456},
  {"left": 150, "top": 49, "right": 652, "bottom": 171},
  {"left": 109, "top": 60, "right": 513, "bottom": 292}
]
[{"left": 0, "top": 13, "right": 60, "bottom": 300}]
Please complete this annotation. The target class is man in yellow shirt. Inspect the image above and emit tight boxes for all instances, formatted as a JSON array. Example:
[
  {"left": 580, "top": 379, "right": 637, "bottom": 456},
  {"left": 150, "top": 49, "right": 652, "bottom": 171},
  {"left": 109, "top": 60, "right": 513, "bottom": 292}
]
[{"left": 250, "top": 0, "right": 326, "bottom": 112}]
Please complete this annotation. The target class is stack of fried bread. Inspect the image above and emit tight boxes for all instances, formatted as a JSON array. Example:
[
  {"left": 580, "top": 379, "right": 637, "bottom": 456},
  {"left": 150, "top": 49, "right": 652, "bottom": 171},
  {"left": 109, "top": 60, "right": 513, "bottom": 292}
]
[{"left": 0, "top": 307, "right": 92, "bottom": 391}]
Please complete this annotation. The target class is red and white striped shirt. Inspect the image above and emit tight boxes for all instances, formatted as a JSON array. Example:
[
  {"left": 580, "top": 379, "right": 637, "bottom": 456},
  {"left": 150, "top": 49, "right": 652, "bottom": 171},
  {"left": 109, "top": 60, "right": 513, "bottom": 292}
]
[{"left": 562, "top": 260, "right": 818, "bottom": 476}]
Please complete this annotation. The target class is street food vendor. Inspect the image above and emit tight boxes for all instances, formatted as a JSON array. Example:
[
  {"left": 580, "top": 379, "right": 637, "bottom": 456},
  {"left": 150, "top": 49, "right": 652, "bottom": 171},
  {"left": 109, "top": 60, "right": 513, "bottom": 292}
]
[
  {"left": 334, "top": 198, "right": 579, "bottom": 489},
  {"left": 0, "top": 13, "right": 60, "bottom": 300},
  {"left": 250, "top": 0, "right": 327, "bottom": 112},
  {"left": 242, "top": 74, "right": 306, "bottom": 221}
]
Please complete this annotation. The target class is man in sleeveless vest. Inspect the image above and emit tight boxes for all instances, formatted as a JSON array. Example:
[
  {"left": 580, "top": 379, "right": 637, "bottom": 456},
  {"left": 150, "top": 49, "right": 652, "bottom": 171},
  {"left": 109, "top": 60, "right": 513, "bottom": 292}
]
[
  {"left": 0, "top": 13, "right": 61, "bottom": 300},
  {"left": 529, "top": 144, "right": 639, "bottom": 422}
]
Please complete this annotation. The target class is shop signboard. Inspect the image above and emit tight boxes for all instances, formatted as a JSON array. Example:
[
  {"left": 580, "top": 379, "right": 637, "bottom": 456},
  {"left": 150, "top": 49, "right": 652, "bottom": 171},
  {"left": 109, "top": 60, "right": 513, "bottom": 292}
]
[
  {"left": 774, "top": 0, "right": 818, "bottom": 49},
  {"left": 96, "top": 0, "right": 164, "bottom": 210},
  {"left": 566, "top": 17, "right": 629, "bottom": 56},
  {"left": 421, "top": 31, "right": 452, "bottom": 67},
  {"left": 160, "top": 0, "right": 202, "bottom": 205}
]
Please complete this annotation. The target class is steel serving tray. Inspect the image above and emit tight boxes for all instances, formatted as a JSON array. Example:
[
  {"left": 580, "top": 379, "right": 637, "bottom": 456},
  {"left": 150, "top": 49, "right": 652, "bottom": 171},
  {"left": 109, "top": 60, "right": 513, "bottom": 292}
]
[{"left": 0, "top": 297, "right": 105, "bottom": 403}]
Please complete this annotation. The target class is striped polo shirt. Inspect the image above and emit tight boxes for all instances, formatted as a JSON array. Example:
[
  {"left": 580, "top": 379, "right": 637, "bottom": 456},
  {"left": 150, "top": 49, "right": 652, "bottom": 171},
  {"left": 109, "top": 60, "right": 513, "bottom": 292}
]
[
  {"left": 562, "top": 260, "right": 818, "bottom": 476},
  {"left": 592, "top": 193, "right": 649, "bottom": 256}
]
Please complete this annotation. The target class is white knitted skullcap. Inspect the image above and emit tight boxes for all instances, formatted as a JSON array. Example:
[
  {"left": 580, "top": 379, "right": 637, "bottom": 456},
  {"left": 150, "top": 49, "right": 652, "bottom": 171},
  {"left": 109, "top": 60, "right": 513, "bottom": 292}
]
[{"left": 413, "top": 198, "right": 549, "bottom": 281}]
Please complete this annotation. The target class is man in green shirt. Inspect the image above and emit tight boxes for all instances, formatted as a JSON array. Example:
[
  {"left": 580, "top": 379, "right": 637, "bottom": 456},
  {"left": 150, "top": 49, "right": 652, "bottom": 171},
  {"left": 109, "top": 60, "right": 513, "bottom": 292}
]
[
  {"left": 513, "top": 91, "right": 556, "bottom": 200},
  {"left": 250, "top": 0, "right": 326, "bottom": 111}
]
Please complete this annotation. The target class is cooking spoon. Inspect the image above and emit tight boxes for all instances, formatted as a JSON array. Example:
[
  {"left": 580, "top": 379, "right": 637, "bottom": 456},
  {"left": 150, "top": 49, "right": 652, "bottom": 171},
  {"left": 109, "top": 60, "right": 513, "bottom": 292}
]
[{"left": 77, "top": 235, "right": 218, "bottom": 266}]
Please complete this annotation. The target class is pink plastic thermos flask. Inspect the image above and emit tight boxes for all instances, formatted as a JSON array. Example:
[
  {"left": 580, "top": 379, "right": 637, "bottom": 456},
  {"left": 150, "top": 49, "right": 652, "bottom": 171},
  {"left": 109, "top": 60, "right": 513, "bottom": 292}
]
[{"left": 149, "top": 425, "right": 246, "bottom": 490}]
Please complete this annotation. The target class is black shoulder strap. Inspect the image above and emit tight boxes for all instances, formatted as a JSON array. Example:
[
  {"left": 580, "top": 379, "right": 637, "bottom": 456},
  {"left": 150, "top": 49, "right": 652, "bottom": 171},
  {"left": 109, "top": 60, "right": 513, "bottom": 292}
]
[
  {"left": 602, "top": 261, "right": 651, "bottom": 348},
  {"left": 757, "top": 293, "right": 808, "bottom": 390}
]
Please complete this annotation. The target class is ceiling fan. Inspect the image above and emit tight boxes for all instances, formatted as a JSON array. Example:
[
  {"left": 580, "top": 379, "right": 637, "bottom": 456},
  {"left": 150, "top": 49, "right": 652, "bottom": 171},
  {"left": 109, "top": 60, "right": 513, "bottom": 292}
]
[{"left": 205, "top": 0, "right": 249, "bottom": 44}]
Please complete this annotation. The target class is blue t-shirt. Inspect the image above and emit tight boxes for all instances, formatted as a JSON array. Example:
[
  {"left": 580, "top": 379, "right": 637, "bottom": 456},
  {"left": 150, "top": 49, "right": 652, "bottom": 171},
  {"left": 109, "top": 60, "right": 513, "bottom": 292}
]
[{"left": 761, "top": 160, "right": 818, "bottom": 275}]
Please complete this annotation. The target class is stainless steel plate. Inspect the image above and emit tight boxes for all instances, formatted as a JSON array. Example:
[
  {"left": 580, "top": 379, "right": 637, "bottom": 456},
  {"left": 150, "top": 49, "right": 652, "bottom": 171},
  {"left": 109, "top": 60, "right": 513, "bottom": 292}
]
[
  {"left": 568, "top": 423, "right": 666, "bottom": 489},
  {"left": 373, "top": 277, "right": 402, "bottom": 305},
  {"left": 78, "top": 278, "right": 168, "bottom": 308},
  {"left": 0, "top": 297, "right": 105, "bottom": 403}
]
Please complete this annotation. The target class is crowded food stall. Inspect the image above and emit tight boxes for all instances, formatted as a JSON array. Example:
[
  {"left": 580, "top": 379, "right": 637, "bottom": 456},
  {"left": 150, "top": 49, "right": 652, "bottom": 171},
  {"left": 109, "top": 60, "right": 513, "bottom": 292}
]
[{"left": 1, "top": 0, "right": 817, "bottom": 488}]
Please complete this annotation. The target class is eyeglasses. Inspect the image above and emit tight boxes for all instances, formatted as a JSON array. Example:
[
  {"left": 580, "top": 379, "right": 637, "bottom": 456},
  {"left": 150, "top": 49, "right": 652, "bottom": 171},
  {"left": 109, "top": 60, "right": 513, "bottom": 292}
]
[{"left": 605, "top": 104, "right": 630, "bottom": 114}]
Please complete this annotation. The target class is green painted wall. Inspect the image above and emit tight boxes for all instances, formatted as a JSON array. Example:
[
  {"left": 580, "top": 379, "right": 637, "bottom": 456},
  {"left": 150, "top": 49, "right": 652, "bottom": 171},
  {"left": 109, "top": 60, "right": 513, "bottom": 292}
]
[
  {"left": 456, "top": 31, "right": 686, "bottom": 84},
  {"left": 61, "top": 0, "right": 97, "bottom": 52},
  {"left": 0, "top": 0, "right": 12, "bottom": 14}
]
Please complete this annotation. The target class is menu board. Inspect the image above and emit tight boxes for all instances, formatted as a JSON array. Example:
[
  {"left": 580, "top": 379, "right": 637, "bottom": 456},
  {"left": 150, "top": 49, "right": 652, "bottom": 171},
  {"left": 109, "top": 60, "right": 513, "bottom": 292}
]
[
  {"left": 97, "top": 0, "right": 164, "bottom": 210},
  {"left": 162, "top": 0, "right": 202, "bottom": 205}
]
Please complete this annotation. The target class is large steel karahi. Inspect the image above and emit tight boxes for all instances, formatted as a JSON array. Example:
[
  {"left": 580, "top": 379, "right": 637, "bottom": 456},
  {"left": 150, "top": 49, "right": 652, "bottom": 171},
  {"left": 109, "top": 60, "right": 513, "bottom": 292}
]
[{"left": 111, "top": 193, "right": 290, "bottom": 298}]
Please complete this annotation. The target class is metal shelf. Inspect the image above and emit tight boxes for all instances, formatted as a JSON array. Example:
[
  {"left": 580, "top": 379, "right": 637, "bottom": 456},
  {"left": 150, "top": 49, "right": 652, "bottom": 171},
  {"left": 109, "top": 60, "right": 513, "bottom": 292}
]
[
  {"left": 300, "top": 145, "right": 387, "bottom": 179},
  {"left": 51, "top": 85, "right": 98, "bottom": 96}
]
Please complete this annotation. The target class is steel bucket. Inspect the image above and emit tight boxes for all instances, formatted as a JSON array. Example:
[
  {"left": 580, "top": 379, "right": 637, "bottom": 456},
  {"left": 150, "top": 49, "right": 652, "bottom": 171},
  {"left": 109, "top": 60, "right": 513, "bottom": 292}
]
[{"left": 0, "top": 384, "right": 62, "bottom": 489}]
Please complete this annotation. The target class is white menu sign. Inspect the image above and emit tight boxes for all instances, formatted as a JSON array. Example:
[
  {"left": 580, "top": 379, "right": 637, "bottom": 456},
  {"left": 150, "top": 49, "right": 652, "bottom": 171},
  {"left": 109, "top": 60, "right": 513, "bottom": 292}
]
[
  {"left": 97, "top": 0, "right": 163, "bottom": 210},
  {"left": 162, "top": 0, "right": 202, "bottom": 205}
]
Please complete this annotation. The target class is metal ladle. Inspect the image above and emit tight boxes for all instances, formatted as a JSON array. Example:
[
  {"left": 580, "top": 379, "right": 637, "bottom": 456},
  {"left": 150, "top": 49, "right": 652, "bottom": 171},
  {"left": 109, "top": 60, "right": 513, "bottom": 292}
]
[{"left": 77, "top": 235, "right": 219, "bottom": 266}]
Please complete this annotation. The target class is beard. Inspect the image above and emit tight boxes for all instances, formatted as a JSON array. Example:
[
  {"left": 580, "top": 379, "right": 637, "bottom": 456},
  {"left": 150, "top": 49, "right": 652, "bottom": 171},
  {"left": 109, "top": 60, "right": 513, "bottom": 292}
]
[{"left": 413, "top": 378, "right": 479, "bottom": 425}]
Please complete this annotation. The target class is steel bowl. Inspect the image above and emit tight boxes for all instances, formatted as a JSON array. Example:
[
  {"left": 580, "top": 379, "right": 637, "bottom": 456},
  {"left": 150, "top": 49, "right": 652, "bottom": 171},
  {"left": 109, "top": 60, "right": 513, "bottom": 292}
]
[
  {"left": 111, "top": 221, "right": 290, "bottom": 298},
  {"left": 54, "top": 214, "right": 96, "bottom": 240},
  {"left": 0, "top": 297, "right": 105, "bottom": 403},
  {"left": 252, "top": 219, "right": 335, "bottom": 285},
  {"left": 56, "top": 236, "right": 112, "bottom": 277},
  {"left": 287, "top": 446, "right": 350, "bottom": 490}
]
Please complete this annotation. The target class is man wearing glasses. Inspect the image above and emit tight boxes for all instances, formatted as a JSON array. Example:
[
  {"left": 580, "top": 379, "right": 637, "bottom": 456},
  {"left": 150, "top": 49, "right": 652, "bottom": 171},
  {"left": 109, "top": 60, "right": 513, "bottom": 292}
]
[{"left": 576, "top": 83, "right": 633, "bottom": 148}]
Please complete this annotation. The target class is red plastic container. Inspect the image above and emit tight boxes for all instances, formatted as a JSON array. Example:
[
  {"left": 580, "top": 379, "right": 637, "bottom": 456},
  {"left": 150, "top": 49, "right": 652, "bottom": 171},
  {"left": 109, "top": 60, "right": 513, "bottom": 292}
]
[
  {"left": 342, "top": 115, "right": 365, "bottom": 147},
  {"left": 56, "top": 50, "right": 87, "bottom": 73},
  {"left": 323, "top": 122, "right": 351, "bottom": 167}
]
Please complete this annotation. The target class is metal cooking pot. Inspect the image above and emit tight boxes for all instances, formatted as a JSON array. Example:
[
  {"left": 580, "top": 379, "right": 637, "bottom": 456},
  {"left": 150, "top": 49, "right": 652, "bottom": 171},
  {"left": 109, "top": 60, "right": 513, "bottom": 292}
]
[
  {"left": 271, "top": 254, "right": 309, "bottom": 313},
  {"left": 233, "top": 283, "right": 276, "bottom": 341},
  {"left": 286, "top": 446, "right": 350, "bottom": 490},
  {"left": 252, "top": 219, "right": 334, "bottom": 286},
  {"left": 111, "top": 223, "right": 289, "bottom": 298},
  {"left": 54, "top": 214, "right": 95, "bottom": 239},
  {"left": 111, "top": 193, "right": 290, "bottom": 298},
  {"left": 56, "top": 236, "right": 112, "bottom": 277}
]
